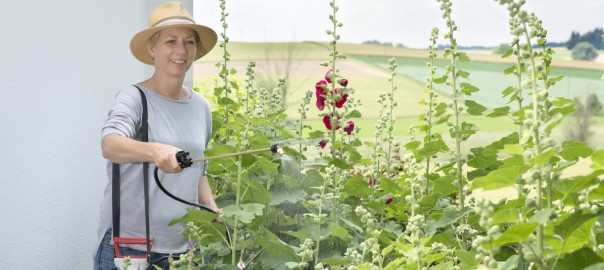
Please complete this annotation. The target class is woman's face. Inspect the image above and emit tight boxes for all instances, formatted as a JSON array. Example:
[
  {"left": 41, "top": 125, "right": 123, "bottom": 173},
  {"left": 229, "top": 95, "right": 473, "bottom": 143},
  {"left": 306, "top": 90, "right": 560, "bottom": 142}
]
[{"left": 148, "top": 26, "right": 197, "bottom": 77}]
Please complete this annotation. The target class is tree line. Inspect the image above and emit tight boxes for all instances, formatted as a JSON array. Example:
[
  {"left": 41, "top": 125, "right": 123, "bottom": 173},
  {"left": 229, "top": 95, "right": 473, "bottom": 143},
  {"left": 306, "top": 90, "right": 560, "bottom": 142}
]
[{"left": 566, "top": 27, "right": 603, "bottom": 50}]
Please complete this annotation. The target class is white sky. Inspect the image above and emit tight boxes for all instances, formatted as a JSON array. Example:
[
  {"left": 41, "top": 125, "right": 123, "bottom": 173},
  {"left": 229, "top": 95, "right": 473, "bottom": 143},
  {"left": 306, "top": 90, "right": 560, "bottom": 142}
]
[{"left": 194, "top": 0, "right": 603, "bottom": 49}]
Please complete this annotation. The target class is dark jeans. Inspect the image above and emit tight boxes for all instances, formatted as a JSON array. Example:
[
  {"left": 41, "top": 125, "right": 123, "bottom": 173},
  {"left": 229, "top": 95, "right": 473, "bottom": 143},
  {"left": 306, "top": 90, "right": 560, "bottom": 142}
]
[{"left": 93, "top": 229, "right": 183, "bottom": 270}]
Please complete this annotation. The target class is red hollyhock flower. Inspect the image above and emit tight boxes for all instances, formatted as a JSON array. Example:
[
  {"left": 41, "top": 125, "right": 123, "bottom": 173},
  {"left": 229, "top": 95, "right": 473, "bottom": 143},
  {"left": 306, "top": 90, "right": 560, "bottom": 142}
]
[
  {"left": 338, "top": 78, "right": 348, "bottom": 87},
  {"left": 315, "top": 80, "right": 327, "bottom": 111},
  {"left": 325, "top": 69, "right": 333, "bottom": 83},
  {"left": 333, "top": 88, "right": 348, "bottom": 108},
  {"left": 322, "top": 114, "right": 341, "bottom": 130},
  {"left": 385, "top": 198, "right": 393, "bottom": 204},
  {"left": 344, "top": 121, "right": 355, "bottom": 135},
  {"left": 368, "top": 178, "right": 375, "bottom": 186},
  {"left": 319, "top": 136, "right": 327, "bottom": 149}
]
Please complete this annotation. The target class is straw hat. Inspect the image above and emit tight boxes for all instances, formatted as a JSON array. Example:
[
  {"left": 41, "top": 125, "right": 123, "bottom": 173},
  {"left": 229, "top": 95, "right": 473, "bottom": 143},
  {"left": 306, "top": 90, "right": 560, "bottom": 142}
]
[{"left": 130, "top": 2, "right": 217, "bottom": 65}]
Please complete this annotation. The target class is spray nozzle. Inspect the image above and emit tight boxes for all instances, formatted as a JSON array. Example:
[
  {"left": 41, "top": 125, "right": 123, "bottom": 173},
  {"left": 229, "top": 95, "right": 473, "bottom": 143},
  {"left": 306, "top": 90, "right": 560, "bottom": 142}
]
[
  {"left": 271, "top": 144, "right": 284, "bottom": 155},
  {"left": 176, "top": 151, "right": 193, "bottom": 168},
  {"left": 175, "top": 144, "right": 284, "bottom": 169}
]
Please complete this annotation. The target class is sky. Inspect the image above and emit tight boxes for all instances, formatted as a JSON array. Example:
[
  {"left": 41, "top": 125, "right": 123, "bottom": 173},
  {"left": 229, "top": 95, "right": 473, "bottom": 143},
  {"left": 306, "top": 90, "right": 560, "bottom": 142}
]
[{"left": 194, "top": 0, "right": 604, "bottom": 49}]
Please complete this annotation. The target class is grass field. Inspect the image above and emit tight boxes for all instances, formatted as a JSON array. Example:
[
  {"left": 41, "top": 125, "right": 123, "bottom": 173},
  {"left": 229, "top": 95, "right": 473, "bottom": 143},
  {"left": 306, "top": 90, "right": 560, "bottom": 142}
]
[{"left": 194, "top": 42, "right": 604, "bottom": 146}]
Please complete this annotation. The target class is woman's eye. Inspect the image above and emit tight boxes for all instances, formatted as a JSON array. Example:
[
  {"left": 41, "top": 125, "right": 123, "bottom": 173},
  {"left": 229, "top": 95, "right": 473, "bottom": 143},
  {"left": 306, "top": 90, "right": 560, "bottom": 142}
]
[{"left": 186, "top": 40, "right": 196, "bottom": 45}]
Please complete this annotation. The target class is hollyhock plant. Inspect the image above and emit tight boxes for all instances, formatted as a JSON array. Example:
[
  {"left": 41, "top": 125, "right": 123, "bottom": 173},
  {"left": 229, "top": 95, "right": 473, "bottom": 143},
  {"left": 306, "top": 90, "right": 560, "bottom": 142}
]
[
  {"left": 319, "top": 136, "right": 327, "bottom": 149},
  {"left": 315, "top": 80, "right": 328, "bottom": 111},
  {"left": 333, "top": 88, "right": 348, "bottom": 108},
  {"left": 344, "top": 120, "right": 355, "bottom": 135},
  {"left": 338, "top": 78, "right": 348, "bottom": 87},
  {"left": 323, "top": 114, "right": 341, "bottom": 130},
  {"left": 325, "top": 69, "right": 333, "bottom": 83}
]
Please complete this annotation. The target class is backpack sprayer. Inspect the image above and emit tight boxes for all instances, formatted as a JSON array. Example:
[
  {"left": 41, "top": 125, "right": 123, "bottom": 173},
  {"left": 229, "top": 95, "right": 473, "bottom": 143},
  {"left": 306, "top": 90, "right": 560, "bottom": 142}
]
[{"left": 114, "top": 144, "right": 283, "bottom": 270}]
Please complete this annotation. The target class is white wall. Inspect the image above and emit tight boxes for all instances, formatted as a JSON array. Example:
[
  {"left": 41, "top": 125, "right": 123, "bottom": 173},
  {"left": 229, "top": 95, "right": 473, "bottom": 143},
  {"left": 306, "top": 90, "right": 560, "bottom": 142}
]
[{"left": 0, "top": 0, "right": 192, "bottom": 268}]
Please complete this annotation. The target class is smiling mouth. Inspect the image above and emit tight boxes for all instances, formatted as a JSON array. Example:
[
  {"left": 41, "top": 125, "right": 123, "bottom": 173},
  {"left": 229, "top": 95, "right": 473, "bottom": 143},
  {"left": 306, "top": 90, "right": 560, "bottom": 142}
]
[{"left": 171, "top": 59, "right": 186, "bottom": 64}]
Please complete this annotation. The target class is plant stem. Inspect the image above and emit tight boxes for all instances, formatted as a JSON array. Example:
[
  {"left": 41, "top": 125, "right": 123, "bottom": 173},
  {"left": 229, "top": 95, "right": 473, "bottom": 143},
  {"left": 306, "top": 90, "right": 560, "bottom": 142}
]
[
  {"left": 315, "top": 184, "right": 325, "bottom": 265},
  {"left": 231, "top": 155, "right": 242, "bottom": 265},
  {"left": 522, "top": 21, "right": 544, "bottom": 264}
]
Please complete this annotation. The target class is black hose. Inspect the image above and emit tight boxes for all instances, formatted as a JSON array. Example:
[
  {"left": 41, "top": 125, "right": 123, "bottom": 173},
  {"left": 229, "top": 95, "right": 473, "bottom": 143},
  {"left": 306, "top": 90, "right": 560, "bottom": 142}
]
[
  {"left": 152, "top": 166, "right": 231, "bottom": 259},
  {"left": 153, "top": 166, "right": 216, "bottom": 212}
]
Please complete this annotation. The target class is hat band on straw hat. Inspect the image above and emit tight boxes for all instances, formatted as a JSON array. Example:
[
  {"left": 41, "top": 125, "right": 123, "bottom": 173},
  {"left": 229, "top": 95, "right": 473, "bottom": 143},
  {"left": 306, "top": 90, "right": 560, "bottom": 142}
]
[{"left": 153, "top": 17, "right": 195, "bottom": 27}]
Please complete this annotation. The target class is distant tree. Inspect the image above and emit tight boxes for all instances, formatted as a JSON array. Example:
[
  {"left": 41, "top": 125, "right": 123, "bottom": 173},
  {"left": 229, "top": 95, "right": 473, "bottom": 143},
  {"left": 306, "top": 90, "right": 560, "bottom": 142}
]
[
  {"left": 566, "top": 31, "right": 581, "bottom": 50},
  {"left": 493, "top": 43, "right": 511, "bottom": 54},
  {"left": 566, "top": 28, "right": 604, "bottom": 50},
  {"left": 571, "top": 41, "right": 599, "bottom": 61},
  {"left": 585, "top": 28, "right": 604, "bottom": 49}
]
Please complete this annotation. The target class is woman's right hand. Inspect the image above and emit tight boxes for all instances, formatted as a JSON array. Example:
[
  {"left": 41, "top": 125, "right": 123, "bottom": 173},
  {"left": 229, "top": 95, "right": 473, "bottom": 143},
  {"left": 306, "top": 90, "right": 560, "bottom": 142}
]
[{"left": 152, "top": 143, "right": 183, "bottom": 174}]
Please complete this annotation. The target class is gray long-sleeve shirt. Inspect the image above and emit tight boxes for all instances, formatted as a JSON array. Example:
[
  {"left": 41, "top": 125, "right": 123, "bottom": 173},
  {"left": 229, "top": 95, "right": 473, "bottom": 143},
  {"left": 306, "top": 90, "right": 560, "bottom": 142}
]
[{"left": 97, "top": 84, "right": 212, "bottom": 253}]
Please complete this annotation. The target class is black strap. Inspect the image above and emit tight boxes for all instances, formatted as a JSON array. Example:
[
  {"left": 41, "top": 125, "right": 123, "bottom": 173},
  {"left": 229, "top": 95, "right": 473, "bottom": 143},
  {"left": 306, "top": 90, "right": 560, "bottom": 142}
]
[{"left": 112, "top": 85, "right": 151, "bottom": 259}]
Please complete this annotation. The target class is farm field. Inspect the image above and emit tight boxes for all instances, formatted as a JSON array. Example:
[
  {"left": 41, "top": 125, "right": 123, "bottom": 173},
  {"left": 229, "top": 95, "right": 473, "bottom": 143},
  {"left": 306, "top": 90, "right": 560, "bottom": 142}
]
[{"left": 194, "top": 42, "right": 604, "bottom": 149}]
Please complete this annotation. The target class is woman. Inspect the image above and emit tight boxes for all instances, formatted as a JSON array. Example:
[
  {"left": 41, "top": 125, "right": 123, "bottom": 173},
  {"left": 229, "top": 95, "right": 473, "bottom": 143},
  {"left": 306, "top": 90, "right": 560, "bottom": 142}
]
[{"left": 94, "top": 2, "right": 222, "bottom": 269}]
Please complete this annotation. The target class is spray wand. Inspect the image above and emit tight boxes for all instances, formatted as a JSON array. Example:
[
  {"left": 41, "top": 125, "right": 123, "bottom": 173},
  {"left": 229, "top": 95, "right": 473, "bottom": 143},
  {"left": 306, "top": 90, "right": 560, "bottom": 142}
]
[{"left": 153, "top": 144, "right": 283, "bottom": 213}]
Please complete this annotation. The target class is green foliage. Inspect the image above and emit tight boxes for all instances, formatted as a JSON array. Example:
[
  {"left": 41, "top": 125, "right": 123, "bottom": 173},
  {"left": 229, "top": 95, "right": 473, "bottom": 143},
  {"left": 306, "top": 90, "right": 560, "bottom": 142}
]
[
  {"left": 571, "top": 41, "right": 599, "bottom": 61},
  {"left": 169, "top": 0, "right": 604, "bottom": 269}
]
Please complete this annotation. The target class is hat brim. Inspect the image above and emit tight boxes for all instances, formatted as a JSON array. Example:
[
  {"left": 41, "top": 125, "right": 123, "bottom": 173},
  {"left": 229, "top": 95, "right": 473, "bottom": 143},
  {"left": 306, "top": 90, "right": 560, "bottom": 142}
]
[{"left": 130, "top": 24, "right": 217, "bottom": 65}]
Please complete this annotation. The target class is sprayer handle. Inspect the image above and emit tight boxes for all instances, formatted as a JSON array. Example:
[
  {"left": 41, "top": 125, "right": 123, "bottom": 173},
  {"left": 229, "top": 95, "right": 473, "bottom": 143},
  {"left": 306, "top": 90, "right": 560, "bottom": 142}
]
[{"left": 176, "top": 151, "right": 193, "bottom": 168}]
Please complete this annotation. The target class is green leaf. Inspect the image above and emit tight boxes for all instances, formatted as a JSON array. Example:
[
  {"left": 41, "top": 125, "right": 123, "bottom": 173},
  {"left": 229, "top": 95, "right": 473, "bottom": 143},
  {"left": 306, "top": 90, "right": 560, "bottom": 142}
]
[
  {"left": 501, "top": 86, "right": 515, "bottom": 97},
  {"left": 380, "top": 178, "right": 402, "bottom": 193},
  {"left": 531, "top": 149, "right": 558, "bottom": 166},
  {"left": 460, "top": 83, "right": 479, "bottom": 95},
  {"left": 282, "top": 230, "right": 312, "bottom": 240},
  {"left": 472, "top": 165, "right": 527, "bottom": 190},
  {"left": 222, "top": 203, "right": 265, "bottom": 224},
  {"left": 340, "top": 217, "right": 363, "bottom": 233},
  {"left": 405, "top": 140, "right": 422, "bottom": 150},
  {"left": 487, "top": 106, "right": 511, "bottom": 117},
  {"left": 432, "top": 176, "right": 456, "bottom": 196},
  {"left": 426, "top": 208, "right": 472, "bottom": 235},
  {"left": 553, "top": 248, "right": 604, "bottom": 270},
  {"left": 431, "top": 261, "right": 454, "bottom": 270},
  {"left": 561, "top": 140, "right": 593, "bottom": 161},
  {"left": 329, "top": 223, "right": 352, "bottom": 240},
  {"left": 465, "top": 100, "right": 487, "bottom": 115},
  {"left": 493, "top": 223, "right": 538, "bottom": 246},
  {"left": 269, "top": 184, "right": 305, "bottom": 205},
  {"left": 433, "top": 75, "right": 448, "bottom": 84},
  {"left": 548, "top": 75, "right": 564, "bottom": 86},
  {"left": 457, "top": 52, "right": 471, "bottom": 62},
  {"left": 456, "top": 249, "right": 479, "bottom": 270},
  {"left": 550, "top": 215, "right": 598, "bottom": 254},
  {"left": 501, "top": 255, "right": 520, "bottom": 270},
  {"left": 242, "top": 177, "right": 271, "bottom": 204},
  {"left": 490, "top": 208, "right": 521, "bottom": 224},
  {"left": 418, "top": 139, "right": 449, "bottom": 158},
  {"left": 553, "top": 97, "right": 573, "bottom": 107},
  {"left": 583, "top": 263, "right": 604, "bottom": 270},
  {"left": 528, "top": 208, "right": 554, "bottom": 224},
  {"left": 328, "top": 157, "right": 353, "bottom": 169},
  {"left": 344, "top": 176, "right": 370, "bottom": 197},
  {"left": 592, "top": 150, "right": 604, "bottom": 170},
  {"left": 346, "top": 109, "right": 362, "bottom": 118},
  {"left": 503, "top": 65, "right": 516, "bottom": 75},
  {"left": 255, "top": 227, "right": 297, "bottom": 261},
  {"left": 554, "top": 211, "right": 598, "bottom": 239},
  {"left": 217, "top": 97, "right": 236, "bottom": 106},
  {"left": 458, "top": 70, "right": 470, "bottom": 78},
  {"left": 502, "top": 49, "right": 514, "bottom": 58}
]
